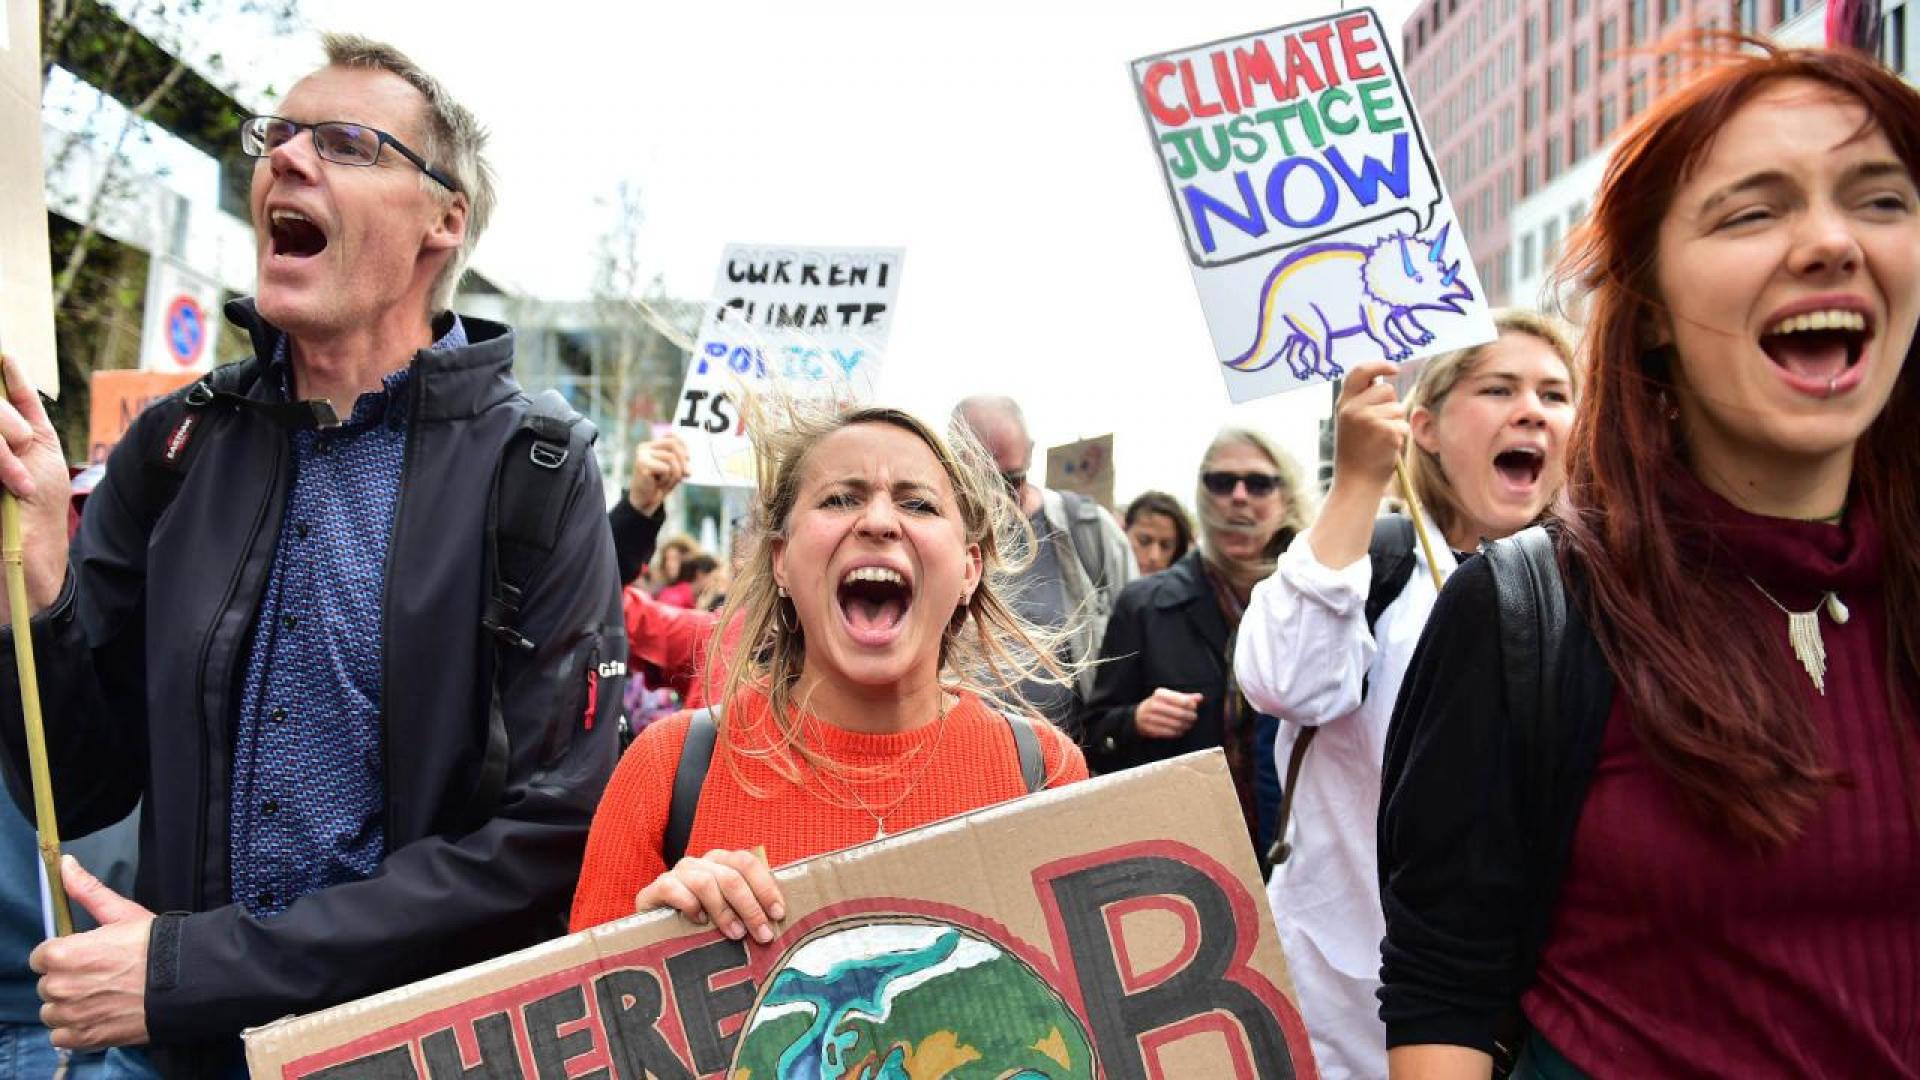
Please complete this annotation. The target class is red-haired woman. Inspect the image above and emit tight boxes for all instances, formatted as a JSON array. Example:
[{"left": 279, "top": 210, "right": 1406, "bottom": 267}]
[{"left": 1378, "top": 41, "right": 1920, "bottom": 1079}]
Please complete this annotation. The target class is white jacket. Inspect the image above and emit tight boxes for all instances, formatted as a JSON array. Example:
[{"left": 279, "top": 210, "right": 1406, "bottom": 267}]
[{"left": 1233, "top": 516, "right": 1455, "bottom": 1080}]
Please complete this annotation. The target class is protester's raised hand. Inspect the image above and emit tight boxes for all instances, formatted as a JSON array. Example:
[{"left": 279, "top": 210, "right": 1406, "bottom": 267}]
[
  {"left": 0, "top": 354, "right": 72, "bottom": 617},
  {"left": 636, "top": 848, "right": 785, "bottom": 945},
  {"left": 1332, "top": 360, "right": 1410, "bottom": 495},
  {"left": 627, "top": 434, "right": 690, "bottom": 515},
  {"left": 1134, "top": 687, "right": 1202, "bottom": 739}
]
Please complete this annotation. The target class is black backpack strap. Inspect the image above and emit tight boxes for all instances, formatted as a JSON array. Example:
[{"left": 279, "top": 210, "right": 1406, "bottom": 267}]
[
  {"left": 1363, "top": 514, "right": 1421, "bottom": 632},
  {"left": 482, "top": 390, "right": 596, "bottom": 653},
  {"left": 1481, "top": 525, "right": 1568, "bottom": 1076},
  {"left": 1005, "top": 713, "right": 1045, "bottom": 794},
  {"left": 664, "top": 707, "right": 721, "bottom": 867},
  {"left": 134, "top": 360, "right": 265, "bottom": 527},
  {"left": 461, "top": 390, "right": 597, "bottom": 826}
]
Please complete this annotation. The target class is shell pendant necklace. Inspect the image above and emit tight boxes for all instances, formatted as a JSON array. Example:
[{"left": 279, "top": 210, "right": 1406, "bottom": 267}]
[{"left": 1749, "top": 578, "right": 1850, "bottom": 695}]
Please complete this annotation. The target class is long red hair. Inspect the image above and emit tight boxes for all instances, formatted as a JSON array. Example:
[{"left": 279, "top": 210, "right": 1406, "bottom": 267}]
[{"left": 1555, "top": 38, "right": 1920, "bottom": 847}]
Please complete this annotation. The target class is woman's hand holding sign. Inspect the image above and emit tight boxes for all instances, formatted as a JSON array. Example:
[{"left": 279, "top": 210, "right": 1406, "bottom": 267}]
[{"left": 639, "top": 848, "right": 786, "bottom": 946}]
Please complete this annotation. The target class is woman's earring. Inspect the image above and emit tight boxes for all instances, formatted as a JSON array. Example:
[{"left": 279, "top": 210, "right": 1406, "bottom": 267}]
[{"left": 777, "top": 585, "right": 789, "bottom": 598}]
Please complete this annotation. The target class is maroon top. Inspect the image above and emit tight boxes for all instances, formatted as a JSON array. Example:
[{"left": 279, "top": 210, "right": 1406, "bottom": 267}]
[{"left": 1523, "top": 479, "right": 1919, "bottom": 1077}]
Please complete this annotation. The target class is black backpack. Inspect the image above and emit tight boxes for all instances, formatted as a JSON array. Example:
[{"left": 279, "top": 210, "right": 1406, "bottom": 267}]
[
  {"left": 661, "top": 706, "right": 1049, "bottom": 866},
  {"left": 1268, "top": 515, "right": 1421, "bottom": 865},
  {"left": 138, "top": 360, "right": 598, "bottom": 821}
]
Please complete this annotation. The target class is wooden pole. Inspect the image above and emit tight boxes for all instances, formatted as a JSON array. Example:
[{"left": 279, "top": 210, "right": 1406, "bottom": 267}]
[
  {"left": 1394, "top": 459, "right": 1448, "bottom": 593},
  {"left": 0, "top": 364, "right": 72, "bottom": 937}
]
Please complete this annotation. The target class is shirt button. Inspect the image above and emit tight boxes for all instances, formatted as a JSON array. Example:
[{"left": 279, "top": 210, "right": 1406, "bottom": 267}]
[
  {"left": 262, "top": 799, "right": 279, "bottom": 816},
  {"left": 269, "top": 708, "right": 287, "bottom": 724},
  {"left": 258, "top": 891, "right": 276, "bottom": 908},
  {"left": 283, "top": 614, "right": 298, "bottom": 630},
  {"left": 296, "top": 521, "right": 311, "bottom": 540}
]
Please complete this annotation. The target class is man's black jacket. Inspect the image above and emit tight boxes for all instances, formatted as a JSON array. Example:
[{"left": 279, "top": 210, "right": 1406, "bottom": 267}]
[{"left": 0, "top": 301, "right": 624, "bottom": 1067}]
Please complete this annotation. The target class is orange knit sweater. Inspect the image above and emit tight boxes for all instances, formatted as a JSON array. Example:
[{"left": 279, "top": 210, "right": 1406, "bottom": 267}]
[{"left": 569, "top": 688, "right": 1088, "bottom": 932}]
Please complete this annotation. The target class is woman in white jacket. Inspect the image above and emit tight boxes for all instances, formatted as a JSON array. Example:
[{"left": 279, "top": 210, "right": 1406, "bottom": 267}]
[{"left": 1234, "top": 311, "right": 1579, "bottom": 1079}]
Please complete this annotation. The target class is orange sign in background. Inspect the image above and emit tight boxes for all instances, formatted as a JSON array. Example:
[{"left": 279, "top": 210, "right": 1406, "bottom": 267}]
[{"left": 87, "top": 370, "right": 196, "bottom": 465}]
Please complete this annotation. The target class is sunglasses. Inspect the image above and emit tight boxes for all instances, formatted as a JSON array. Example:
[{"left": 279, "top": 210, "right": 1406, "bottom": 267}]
[{"left": 1201, "top": 471, "right": 1281, "bottom": 498}]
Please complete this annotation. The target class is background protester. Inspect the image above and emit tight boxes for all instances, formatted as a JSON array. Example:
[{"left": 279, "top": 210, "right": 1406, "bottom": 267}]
[
  {"left": 657, "top": 553, "right": 718, "bottom": 609},
  {"left": 1082, "top": 428, "right": 1309, "bottom": 854},
  {"left": 570, "top": 398, "right": 1087, "bottom": 937},
  {"left": 1122, "top": 490, "right": 1194, "bottom": 575},
  {"left": 0, "top": 37, "right": 622, "bottom": 1076},
  {"left": 610, "top": 432, "right": 690, "bottom": 585},
  {"left": 1381, "top": 43, "right": 1920, "bottom": 1078},
  {"left": 951, "top": 395, "right": 1136, "bottom": 738},
  {"left": 1234, "top": 312, "right": 1577, "bottom": 1080},
  {"left": 650, "top": 534, "right": 699, "bottom": 595}
]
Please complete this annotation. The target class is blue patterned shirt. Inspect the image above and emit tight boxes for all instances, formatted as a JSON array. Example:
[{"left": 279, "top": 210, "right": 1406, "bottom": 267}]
[{"left": 228, "top": 319, "right": 466, "bottom": 917}]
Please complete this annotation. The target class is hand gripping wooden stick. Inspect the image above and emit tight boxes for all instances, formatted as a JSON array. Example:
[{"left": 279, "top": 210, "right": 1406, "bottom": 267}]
[{"left": 0, "top": 361, "right": 73, "bottom": 937}]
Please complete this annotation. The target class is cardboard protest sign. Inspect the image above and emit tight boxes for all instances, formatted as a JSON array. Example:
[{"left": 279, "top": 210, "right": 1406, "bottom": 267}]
[
  {"left": 1132, "top": 8, "right": 1495, "bottom": 403},
  {"left": 672, "top": 245, "right": 904, "bottom": 487},
  {"left": 1046, "top": 434, "right": 1114, "bottom": 511},
  {"left": 87, "top": 369, "right": 196, "bottom": 464},
  {"left": 244, "top": 750, "right": 1317, "bottom": 1079},
  {"left": 0, "top": 0, "right": 59, "bottom": 397}
]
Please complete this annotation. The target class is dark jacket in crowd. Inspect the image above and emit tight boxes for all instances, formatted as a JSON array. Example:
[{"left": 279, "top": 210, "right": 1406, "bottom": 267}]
[
  {"left": 608, "top": 497, "right": 665, "bottom": 586},
  {"left": 1080, "top": 550, "right": 1281, "bottom": 850},
  {"left": 0, "top": 302, "right": 624, "bottom": 1075}
]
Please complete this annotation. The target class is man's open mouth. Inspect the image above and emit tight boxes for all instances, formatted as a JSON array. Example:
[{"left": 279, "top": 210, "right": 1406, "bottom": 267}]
[
  {"left": 837, "top": 565, "right": 914, "bottom": 642},
  {"left": 1759, "top": 308, "right": 1871, "bottom": 385},
  {"left": 269, "top": 209, "right": 329, "bottom": 259},
  {"left": 1493, "top": 446, "right": 1545, "bottom": 490}
]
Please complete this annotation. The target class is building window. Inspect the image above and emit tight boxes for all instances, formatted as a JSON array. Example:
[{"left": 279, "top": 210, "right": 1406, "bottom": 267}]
[
  {"left": 1572, "top": 0, "right": 1589, "bottom": 18},
  {"left": 1544, "top": 219, "right": 1562, "bottom": 268},
  {"left": 1658, "top": 53, "right": 1678, "bottom": 91},
  {"left": 1480, "top": 189, "right": 1493, "bottom": 233},
  {"left": 1598, "top": 95, "right": 1618, "bottom": 139},
  {"left": 1501, "top": 104, "right": 1516, "bottom": 151},
  {"left": 1546, "top": 135, "right": 1563, "bottom": 181},
  {"left": 1630, "top": 71, "right": 1649, "bottom": 116},
  {"left": 1573, "top": 41, "right": 1590, "bottom": 91},
  {"left": 1524, "top": 153, "right": 1538, "bottom": 196},
  {"left": 1548, "top": 63, "right": 1563, "bottom": 114},
  {"left": 1599, "top": 18, "right": 1618, "bottom": 69},
  {"left": 1661, "top": 0, "right": 1681, "bottom": 26},
  {"left": 1522, "top": 232, "right": 1537, "bottom": 278},
  {"left": 1630, "top": 0, "right": 1648, "bottom": 42},
  {"left": 1572, "top": 115, "right": 1589, "bottom": 161},
  {"left": 1498, "top": 169, "right": 1514, "bottom": 217},
  {"left": 1548, "top": 0, "right": 1563, "bottom": 41},
  {"left": 1526, "top": 15, "right": 1540, "bottom": 61},
  {"left": 1525, "top": 84, "right": 1540, "bottom": 130}
]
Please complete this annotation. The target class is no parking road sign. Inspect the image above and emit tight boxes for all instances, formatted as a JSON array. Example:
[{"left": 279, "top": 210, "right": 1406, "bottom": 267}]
[{"left": 141, "top": 256, "right": 222, "bottom": 374}]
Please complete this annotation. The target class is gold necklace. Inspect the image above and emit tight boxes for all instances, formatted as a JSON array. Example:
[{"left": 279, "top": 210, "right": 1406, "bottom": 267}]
[
  {"left": 803, "top": 707, "right": 953, "bottom": 839},
  {"left": 1749, "top": 578, "right": 1850, "bottom": 696}
]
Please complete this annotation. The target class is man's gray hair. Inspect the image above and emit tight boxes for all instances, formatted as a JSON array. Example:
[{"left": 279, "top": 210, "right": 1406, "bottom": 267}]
[
  {"left": 950, "top": 394, "right": 1029, "bottom": 443},
  {"left": 321, "top": 33, "right": 496, "bottom": 313}
]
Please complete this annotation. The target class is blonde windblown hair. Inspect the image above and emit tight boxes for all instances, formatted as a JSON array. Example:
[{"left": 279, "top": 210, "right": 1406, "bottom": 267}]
[
  {"left": 1402, "top": 309, "right": 1581, "bottom": 543},
  {"left": 708, "top": 393, "right": 1075, "bottom": 786}
]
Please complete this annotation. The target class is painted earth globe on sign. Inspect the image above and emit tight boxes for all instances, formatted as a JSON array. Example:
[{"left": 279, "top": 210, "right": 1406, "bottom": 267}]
[{"left": 730, "top": 918, "right": 1097, "bottom": 1080}]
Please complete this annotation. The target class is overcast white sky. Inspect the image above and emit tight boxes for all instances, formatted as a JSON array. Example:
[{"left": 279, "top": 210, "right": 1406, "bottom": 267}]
[{"left": 267, "top": 0, "right": 1421, "bottom": 503}]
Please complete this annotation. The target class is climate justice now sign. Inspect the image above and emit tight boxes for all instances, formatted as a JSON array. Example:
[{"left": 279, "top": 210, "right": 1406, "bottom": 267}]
[
  {"left": 1133, "top": 8, "right": 1495, "bottom": 402},
  {"left": 243, "top": 751, "right": 1317, "bottom": 1079}
]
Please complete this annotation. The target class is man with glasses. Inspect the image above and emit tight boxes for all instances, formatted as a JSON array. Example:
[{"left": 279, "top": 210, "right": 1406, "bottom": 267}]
[
  {"left": 950, "top": 396, "right": 1135, "bottom": 739},
  {"left": 0, "top": 36, "right": 621, "bottom": 1076}
]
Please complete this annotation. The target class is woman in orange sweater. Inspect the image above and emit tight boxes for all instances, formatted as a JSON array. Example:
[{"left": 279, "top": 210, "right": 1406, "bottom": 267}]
[{"left": 571, "top": 400, "right": 1088, "bottom": 941}]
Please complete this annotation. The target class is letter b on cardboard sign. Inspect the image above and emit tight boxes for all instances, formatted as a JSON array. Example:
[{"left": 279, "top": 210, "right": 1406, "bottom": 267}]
[{"left": 1050, "top": 855, "right": 1295, "bottom": 1079}]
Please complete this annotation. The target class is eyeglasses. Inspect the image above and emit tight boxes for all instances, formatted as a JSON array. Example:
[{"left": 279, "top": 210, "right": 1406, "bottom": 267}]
[
  {"left": 1201, "top": 471, "right": 1281, "bottom": 498},
  {"left": 241, "top": 115, "right": 460, "bottom": 193}
]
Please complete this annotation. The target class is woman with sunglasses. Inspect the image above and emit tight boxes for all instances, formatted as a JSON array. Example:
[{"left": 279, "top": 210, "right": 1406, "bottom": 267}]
[
  {"left": 1381, "top": 39, "right": 1920, "bottom": 1078},
  {"left": 1232, "top": 310, "right": 1578, "bottom": 1080},
  {"left": 1081, "top": 428, "right": 1310, "bottom": 851}
]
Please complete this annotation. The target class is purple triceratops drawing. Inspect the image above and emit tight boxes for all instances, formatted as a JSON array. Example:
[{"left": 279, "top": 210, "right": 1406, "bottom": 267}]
[{"left": 1228, "top": 224, "right": 1473, "bottom": 382}]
